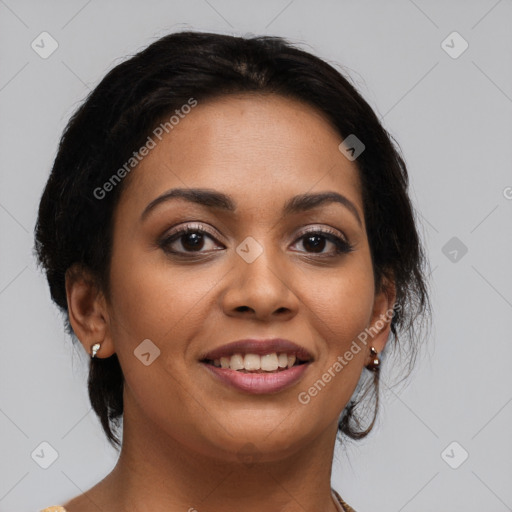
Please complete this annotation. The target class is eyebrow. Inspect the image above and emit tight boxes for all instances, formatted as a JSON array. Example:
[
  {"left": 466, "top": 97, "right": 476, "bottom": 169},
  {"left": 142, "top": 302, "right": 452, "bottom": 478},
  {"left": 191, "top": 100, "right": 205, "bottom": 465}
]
[{"left": 140, "top": 188, "right": 362, "bottom": 227}]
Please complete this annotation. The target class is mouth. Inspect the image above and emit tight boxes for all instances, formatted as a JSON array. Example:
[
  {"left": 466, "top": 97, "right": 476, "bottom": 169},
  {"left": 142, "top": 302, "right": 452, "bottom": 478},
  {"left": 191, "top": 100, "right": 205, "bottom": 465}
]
[
  {"left": 199, "top": 338, "right": 313, "bottom": 394},
  {"left": 201, "top": 352, "right": 309, "bottom": 373}
]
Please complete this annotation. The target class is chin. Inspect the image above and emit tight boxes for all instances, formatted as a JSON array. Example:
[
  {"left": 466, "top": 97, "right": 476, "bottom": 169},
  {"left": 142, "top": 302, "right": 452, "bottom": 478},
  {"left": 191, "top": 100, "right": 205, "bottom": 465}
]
[{"left": 195, "top": 420, "right": 316, "bottom": 462}]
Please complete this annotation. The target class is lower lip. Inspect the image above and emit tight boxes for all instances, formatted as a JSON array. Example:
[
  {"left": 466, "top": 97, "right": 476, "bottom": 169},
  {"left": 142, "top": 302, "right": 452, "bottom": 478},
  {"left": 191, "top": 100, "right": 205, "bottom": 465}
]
[{"left": 201, "top": 362, "right": 310, "bottom": 394}]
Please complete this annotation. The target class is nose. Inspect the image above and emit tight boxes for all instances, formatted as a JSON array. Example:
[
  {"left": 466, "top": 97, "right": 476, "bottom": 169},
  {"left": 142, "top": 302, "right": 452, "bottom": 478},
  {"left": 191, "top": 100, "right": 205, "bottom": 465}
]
[{"left": 220, "top": 246, "right": 299, "bottom": 321}]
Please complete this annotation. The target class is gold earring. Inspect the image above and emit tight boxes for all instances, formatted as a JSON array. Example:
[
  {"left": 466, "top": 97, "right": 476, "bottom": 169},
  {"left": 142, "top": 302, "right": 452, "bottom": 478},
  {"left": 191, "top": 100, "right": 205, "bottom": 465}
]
[
  {"left": 365, "top": 346, "right": 380, "bottom": 371},
  {"left": 91, "top": 343, "right": 101, "bottom": 358}
]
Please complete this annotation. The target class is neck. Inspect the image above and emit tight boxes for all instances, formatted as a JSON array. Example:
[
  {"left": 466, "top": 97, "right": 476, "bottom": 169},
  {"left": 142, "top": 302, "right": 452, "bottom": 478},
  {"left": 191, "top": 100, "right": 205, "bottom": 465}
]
[{"left": 89, "top": 392, "right": 342, "bottom": 512}]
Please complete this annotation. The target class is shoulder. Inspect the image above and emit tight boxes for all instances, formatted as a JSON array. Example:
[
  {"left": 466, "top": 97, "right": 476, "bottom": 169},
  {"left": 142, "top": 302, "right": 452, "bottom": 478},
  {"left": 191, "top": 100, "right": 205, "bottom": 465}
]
[{"left": 40, "top": 507, "right": 68, "bottom": 512}]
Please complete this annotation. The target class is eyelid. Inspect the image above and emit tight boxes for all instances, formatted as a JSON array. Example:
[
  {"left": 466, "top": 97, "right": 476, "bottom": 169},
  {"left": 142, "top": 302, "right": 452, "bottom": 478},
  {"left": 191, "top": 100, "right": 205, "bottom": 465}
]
[
  {"left": 162, "top": 222, "right": 349, "bottom": 244},
  {"left": 294, "top": 224, "right": 349, "bottom": 244},
  {"left": 159, "top": 221, "right": 354, "bottom": 260},
  {"left": 164, "top": 222, "right": 222, "bottom": 241}
]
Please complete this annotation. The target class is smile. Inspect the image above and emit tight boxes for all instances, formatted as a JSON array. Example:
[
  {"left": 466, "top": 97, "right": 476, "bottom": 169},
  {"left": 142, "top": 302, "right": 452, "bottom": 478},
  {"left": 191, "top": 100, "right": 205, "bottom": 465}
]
[
  {"left": 205, "top": 352, "right": 306, "bottom": 372},
  {"left": 199, "top": 338, "right": 313, "bottom": 394}
]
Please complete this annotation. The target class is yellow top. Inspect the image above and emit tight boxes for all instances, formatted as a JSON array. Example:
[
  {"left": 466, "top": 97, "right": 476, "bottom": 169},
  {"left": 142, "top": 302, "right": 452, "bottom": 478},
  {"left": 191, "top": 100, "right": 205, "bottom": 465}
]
[{"left": 41, "top": 490, "right": 356, "bottom": 512}]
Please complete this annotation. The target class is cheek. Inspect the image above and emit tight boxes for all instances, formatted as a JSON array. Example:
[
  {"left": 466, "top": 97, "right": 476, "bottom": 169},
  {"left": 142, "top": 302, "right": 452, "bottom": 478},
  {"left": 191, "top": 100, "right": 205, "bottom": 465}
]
[
  {"left": 301, "top": 260, "right": 375, "bottom": 344},
  {"left": 107, "top": 241, "right": 225, "bottom": 363},
  {"left": 295, "top": 257, "right": 375, "bottom": 405},
  {"left": 297, "top": 272, "right": 373, "bottom": 418}
]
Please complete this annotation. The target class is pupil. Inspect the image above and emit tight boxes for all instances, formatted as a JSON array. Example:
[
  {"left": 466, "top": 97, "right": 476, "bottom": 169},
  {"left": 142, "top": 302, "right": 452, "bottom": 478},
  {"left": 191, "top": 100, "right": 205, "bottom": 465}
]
[
  {"left": 304, "top": 234, "right": 325, "bottom": 253},
  {"left": 183, "top": 232, "right": 204, "bottom": 251}
]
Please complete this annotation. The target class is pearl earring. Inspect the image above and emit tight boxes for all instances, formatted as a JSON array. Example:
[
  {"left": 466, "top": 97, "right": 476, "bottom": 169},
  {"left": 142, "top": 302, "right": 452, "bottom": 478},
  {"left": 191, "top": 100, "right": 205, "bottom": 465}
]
[{"left": 91, "top": 343, "right": 101, "bottom": 358}]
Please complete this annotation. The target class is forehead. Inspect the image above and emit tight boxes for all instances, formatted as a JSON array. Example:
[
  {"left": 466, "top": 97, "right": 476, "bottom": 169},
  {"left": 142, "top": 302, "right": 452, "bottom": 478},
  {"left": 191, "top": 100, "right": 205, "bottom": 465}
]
[{"left": 119, "top": 93, "right": 363, "bottom": 216}]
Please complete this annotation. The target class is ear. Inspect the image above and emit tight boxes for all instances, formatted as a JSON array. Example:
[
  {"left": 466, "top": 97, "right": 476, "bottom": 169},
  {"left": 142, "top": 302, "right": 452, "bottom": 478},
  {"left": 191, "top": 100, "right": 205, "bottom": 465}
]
[
  {"left": 366, "top": 273, "right": 397, "bottom": 359},
  {"left": 65, "top": 263, "right": 116, "bottom": 358}
]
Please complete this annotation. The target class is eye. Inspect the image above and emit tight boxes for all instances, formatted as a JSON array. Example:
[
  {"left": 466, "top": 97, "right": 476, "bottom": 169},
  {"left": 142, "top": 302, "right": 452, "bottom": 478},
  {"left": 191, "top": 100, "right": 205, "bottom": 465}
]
[
  {"left": 290, "top": 227, "right": 354, "bottom": 257},
  {"left": 158, "top": 223, "right": 354, "bottom": 258},
  {"left": 159, "top": 223, "right": 224, "bottom": 255}
]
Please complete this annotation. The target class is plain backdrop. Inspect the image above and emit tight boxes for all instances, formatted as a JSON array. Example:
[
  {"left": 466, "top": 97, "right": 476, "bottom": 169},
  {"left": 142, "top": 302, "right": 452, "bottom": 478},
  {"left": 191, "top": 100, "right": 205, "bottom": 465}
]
[{"left": 1, "top": 1, "right": 511, "bottom": 511}]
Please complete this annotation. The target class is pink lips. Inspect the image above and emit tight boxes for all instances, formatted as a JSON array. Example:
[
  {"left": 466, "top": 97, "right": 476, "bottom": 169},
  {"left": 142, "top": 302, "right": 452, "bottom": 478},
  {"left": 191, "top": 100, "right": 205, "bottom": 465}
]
[{"left": 200, "top": 338, "right": 313, "bottom": 394}]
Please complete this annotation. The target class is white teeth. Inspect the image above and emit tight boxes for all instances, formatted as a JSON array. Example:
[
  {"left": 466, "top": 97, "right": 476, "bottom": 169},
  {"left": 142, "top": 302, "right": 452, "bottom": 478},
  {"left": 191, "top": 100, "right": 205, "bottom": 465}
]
[
  {"left": 243, "top": 353, "right": 261, "bottom": 371},
  {"left": 277, "top": 353, "right": 288, "bottom": 368},
  {"left": 260, "top": 353, "right": 279, "bottom": 371},
  {"left": 211, "top": 352, "right": 302, "bottom": 371},
  {"left": 229, "top": 353, "right": 244, "bottom": 370}
]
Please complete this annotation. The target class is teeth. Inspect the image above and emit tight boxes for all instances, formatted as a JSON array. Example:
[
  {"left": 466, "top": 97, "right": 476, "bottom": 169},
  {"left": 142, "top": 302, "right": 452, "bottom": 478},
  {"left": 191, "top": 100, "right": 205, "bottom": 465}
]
[
  {"left": 260, "top": 353, "right": 279, "bottom": 371},
  {"left": 211, "top": 352, "right": 302, "bottom": 371},
  {"left": 229, "top": 353, "right": 244, "bottom": 370},
  {"left": 278, "top": 353, "right": 288, "bottom": 368},
  {"left": 244, "top": 354, "right": 260, "bottom": 371}
]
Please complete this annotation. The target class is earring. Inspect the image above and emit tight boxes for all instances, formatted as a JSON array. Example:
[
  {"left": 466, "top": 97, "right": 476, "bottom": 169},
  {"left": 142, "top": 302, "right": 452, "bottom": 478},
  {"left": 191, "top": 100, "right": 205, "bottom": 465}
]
[
  {"left": 365, "top": 346, "right": 380, "bottom": 371},
  {"left": 91, "top": 342, "right": 101, "bottom": 358}
]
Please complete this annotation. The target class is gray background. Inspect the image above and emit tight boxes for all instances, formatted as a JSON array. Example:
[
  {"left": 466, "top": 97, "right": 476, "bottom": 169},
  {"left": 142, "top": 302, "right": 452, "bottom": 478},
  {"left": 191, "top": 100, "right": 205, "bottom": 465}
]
[{"left": 1, "top": 1, "right": 511, "bottom": 511}]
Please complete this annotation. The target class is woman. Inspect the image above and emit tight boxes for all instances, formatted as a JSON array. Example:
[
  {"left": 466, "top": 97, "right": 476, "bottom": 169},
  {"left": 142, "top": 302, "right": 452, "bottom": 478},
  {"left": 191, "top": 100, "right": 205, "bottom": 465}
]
[{"left": 35, "top": 30, "right": 431, "bottom": 512}]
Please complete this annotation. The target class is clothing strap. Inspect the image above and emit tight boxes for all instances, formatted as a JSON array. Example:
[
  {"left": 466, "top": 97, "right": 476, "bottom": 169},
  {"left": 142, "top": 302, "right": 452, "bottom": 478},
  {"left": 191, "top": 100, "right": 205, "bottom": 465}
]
[{"left": 332, "top": 488, "right": 357, "bottom": 512}]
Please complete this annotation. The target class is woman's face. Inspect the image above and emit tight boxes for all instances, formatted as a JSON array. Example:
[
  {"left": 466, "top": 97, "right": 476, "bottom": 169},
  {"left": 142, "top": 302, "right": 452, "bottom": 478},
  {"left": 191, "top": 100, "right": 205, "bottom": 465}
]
[{"left": 99, "top": 93, "right": 393, "bottom": 461}]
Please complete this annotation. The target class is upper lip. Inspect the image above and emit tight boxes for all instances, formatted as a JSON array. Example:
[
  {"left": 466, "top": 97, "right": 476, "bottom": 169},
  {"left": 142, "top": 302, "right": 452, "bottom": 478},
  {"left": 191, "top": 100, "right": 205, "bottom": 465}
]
[{"left": 200, "top": 338, "right": 314, "bottom": 362}]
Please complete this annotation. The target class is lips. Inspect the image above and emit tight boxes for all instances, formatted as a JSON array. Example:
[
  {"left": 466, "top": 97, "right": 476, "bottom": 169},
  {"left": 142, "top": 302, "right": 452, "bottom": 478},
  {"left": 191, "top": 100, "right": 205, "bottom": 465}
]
[{"left": 199, "top": 338, "right": 313, "bottom": 394}]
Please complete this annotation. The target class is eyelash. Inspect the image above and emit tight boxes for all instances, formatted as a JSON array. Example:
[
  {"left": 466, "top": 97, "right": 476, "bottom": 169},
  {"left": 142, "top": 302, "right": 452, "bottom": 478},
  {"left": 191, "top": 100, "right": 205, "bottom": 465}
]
[{"left": 158, "top": 223, "right": 355, "bottom": 258}]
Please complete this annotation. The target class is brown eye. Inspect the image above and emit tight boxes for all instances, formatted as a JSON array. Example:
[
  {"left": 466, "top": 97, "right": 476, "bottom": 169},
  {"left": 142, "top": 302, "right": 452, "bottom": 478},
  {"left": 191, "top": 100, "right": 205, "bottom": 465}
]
[
  {"left": 291, "top": 228, "right": 354, "bottom": 256},
  {"left": 159, "top": 225, "right": 224, "bottom": 255},
  {"left": 176, "top": 231, "right": 207, "bottom": 251},
  {"left": 302, "top": 233, "right": 328, "bottom": 253}
]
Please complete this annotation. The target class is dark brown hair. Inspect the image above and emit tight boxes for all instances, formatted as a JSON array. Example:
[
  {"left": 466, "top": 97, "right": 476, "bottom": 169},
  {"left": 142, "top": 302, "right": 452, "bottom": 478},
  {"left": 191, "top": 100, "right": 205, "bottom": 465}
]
[{"left": 34, "top": 30, "right": 432, "bottom": 450}]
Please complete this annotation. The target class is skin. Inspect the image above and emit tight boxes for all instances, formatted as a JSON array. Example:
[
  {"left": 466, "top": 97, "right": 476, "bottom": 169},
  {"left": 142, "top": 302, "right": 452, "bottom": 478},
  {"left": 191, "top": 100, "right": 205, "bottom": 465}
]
[{"left": 64, "top": 93, "right": 396, "bottom": 512}]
